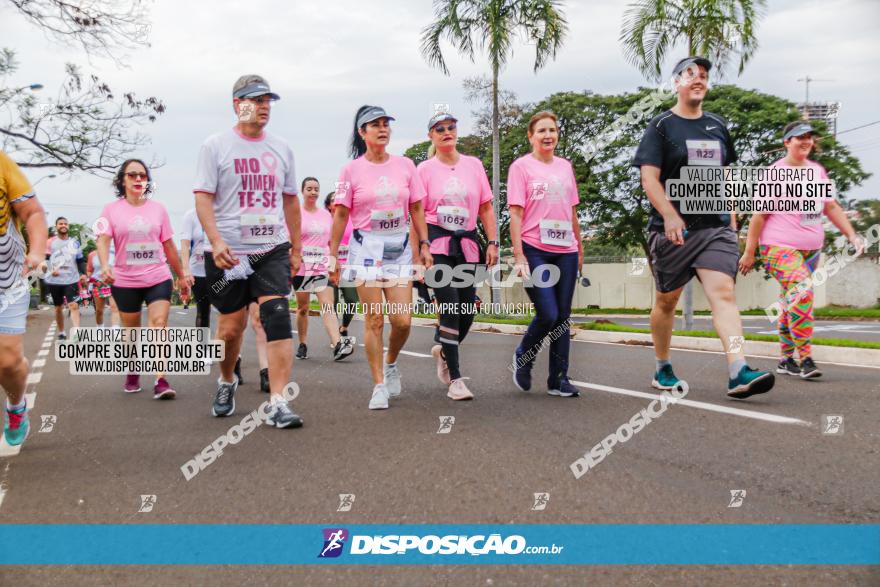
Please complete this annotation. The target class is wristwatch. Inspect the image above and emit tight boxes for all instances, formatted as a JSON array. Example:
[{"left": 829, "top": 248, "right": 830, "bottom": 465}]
[
  {"left": 419, "top": 239, "right": 431, "bottom": 248},
  {"left": 488, "top": 240, "right": 500, "bottom": 247}
]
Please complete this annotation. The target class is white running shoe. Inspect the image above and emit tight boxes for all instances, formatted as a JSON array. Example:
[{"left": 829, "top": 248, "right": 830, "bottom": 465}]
[
  {"left": 447, "top": 377, "right": 474, "bottom": 401},
  {"left": 384, "top": 363, "right": 402, "bottom": 397},
  {"left": 369, "top": 383, "right": 390, "bottom": 410},
  {"left": 431, "top": 345, "right": 451, "bottom": 385}
]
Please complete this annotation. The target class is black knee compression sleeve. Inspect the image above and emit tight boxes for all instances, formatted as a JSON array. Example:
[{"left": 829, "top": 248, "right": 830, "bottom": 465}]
[{"left": 260, "top": 298, "right": 293, "bottom": 342}]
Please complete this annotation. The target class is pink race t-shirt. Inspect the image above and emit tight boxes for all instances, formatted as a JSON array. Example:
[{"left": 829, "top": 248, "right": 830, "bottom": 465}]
[
  {"left": 298, "top": 206, "right": 333, "bottom": 277},
  {"left": 506, "top": 155, "right": 580, "bottom": 253},
  {"left": 333, "top": 155, "right": 425, "bottom": 233},
  {"left": 338, "top": 217, "right": 353, "bottom": 265},
  {"left": 98, "top": 198, "right": 173, "bottom": 288},
  {"left": 418, "top": 154, "right": 492, "bottom": 262},
  {"left": 759, "top": 158, "right": 830, "bottom": 251}
]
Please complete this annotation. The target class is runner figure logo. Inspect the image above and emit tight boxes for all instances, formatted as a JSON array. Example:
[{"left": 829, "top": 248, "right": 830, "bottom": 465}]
[
  {"left": 238, "top": 102, "right": 256, "bottom": 123},
  {"left": 728, "top": 489, "right": 746, "bottom": 508},
  {"left": 531, "top": 492, "right": 550, "bottom": 511},
  {"left": 437, "top": 416, "right": 455, "bottom": 434},
  {"left": 821, "top": 415, "right": 844, "bottom": 435},
  {"left": 138, "top": 494, "right": 157, "bottom": 513},
  {"left": 337, "top": 494, "right": 355, "bottom": 512},
  {"left": 318, "top": 528, "right": 349, "bottom": 558},
  {"left": 528, "top": 181, "right": 548, "bottom": 201},
  {"left": 629, "top": 257, "right": 648, "bottom": 276},
  {"left": 38, "top": 415, "right": 56, "bottom": 433},
  {"left": 728, "top": 336, "right": 745, "bottom": 354},
  {"left": 334, "top": 181, "right": 350, "bottom": 202}
]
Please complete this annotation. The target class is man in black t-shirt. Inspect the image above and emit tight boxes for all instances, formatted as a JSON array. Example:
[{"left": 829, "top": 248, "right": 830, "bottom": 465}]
[{"left": 633, "top": 56, "right": 774, "bottom": 400}]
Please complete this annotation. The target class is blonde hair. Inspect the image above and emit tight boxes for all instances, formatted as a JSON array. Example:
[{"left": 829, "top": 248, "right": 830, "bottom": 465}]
[
  {"left": 427, "top": 143, "right": 437, "bottom": 158},
  {"left": 528, "top": 110, "right": 558, "bottom": 134}
]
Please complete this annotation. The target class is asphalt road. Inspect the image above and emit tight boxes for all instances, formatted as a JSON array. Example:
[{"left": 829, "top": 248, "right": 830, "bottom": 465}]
[{"left": 1, "top": 306, "right": 878, "bottom": 585}]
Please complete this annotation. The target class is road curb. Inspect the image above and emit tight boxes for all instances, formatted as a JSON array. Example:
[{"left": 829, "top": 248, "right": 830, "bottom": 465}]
[{"left": 410, "top": 316, "right": 880, "bottom": 368}]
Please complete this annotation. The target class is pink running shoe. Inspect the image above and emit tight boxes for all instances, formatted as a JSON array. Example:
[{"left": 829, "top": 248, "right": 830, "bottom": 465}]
[
  {"left": 153, "top": 377, "right": 176, "bottom": 400},
  {"left": 123, "top": 374, "right": 142, "bottom": 393}
]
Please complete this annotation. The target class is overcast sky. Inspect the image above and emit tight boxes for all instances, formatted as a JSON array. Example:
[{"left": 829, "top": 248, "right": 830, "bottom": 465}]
[{"left": 3, "top": 0, "right": 879, "bottom": 237}]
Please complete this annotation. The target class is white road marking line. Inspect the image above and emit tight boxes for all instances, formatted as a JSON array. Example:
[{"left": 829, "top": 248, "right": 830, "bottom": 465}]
[
  {"left": 571, "top": 380, "right": 811, "bottom": 426},
  {"left": 25, "top": 373, "right": 41, "bottom": 385},
  {"left": 40, "top": 343, "right": 51, "bottom": 349},
  {"left": 0, "top": 462, "right": 10, "bottom": 505},
  {"left": 32, "top": 359, "right": 46, "bottom": 368},
  {"left": 25, "top": 393, "right": 35, "bottom": 410},
  {"left": 356, "top": 344, "right": 432, "bottom": 359},
  {"left": 37, "top": 350, "right": 49, "bottom": 357},
  {"left": 632, "top": 323, "right": 650, "bottom": 326}
]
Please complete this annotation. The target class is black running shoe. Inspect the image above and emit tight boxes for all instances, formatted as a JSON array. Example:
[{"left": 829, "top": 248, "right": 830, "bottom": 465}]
[
  {"left": 233, "top": 356, "right": 243, "bottom": 385},
  {"left": 212, "top": 379, "right": 237, "bottom": 417},
  {"left": 260, "top": 368, "right": 270, "bottom": 393},
  {"left": 296, "top": 343, "right": 308, "bottom": 360},
  {"left": 776, "top": 357, "right": 801, "bottom": 376},
  {"left": 800, "top": 357, "right": 822, "bottom": 379}
]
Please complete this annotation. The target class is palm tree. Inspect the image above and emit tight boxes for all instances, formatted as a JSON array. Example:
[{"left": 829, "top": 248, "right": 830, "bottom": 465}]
[
  {"left": 421, "top": 0, "right": 568, "bottom": 300},
  {"left": 620, "top": 0, "right": 766, "bottom": 81}
]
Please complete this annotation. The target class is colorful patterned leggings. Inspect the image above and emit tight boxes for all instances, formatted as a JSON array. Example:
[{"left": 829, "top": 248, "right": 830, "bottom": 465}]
[{"left": 759, "top": 245, "right": 821, "bottom": 359}]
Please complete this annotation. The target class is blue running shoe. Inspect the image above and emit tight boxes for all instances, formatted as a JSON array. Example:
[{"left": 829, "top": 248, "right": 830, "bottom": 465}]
[
  {"left": 4, "top": 404, "right": 29, "bottom": 446},
  {"left": 548, "top": 378, "right": 580, "bottom": 398},
  {"left": 727, "top": 365, "right": 775, "bottom": 399},
  {"left": 652, "top": 364, "right": 683, "bottom": 391}
]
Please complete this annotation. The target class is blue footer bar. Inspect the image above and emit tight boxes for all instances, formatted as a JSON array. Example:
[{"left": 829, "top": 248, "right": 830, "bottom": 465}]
[{"left": 1, "top": 524, "right": 877, "bottom": 565}]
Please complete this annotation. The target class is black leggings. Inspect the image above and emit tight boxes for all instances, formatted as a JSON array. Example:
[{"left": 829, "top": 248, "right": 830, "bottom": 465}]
[
  {"left": 192, "top": 276, "right": 212, "bottom": 329},
  {"left": 333, "top": 285, "right": 359, "bottom": 331},
  {"left": 429, "top": 253, "right": 477, "bottom": 381}
]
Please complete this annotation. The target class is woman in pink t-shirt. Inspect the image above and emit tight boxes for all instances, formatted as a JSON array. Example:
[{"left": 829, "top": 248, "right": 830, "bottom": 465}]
[
  {"left": 508, "top": 111, "right": 584, "bottom": 398},
  {"left": 417, "top": 111, "right": 499, "bottom": 401},
  {"left": 739, "top": 122, "right": 862, "bottom": 379},
  {"left": 96, "top": 159, "right": 192, "bottom": 398},
  {"left": 292, "top": 177, "right": 353, "bottom": 362},
  {"left": 325, "top": 192, "right": 359, "bottom": 346},
  {"left": 329, "top": 105, "right": 431, "bottom": 410}
]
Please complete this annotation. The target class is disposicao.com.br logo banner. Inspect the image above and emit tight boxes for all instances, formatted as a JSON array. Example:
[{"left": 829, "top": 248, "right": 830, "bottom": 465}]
[{"left": 1, "top": 524, "right": 877, "bottom": 565}]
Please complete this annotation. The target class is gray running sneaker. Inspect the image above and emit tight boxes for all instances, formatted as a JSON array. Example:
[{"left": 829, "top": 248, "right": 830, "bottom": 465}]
[
  {"left": 265, "top": 401, "right": 303, "bottom": 428},
  {"left": 212, "top": 379, "right": 237, "bottom": 417}
]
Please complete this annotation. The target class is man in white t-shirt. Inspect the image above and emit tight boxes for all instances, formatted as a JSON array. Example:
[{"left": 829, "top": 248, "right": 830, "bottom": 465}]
[{"left": 193, "top": 74, "right": 303, "bottom": 428}]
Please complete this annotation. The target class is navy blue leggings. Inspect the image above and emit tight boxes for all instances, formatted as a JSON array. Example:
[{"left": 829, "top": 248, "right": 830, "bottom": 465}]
[{"left": 517, "top": 242, "right": 578, "bottom": 387}]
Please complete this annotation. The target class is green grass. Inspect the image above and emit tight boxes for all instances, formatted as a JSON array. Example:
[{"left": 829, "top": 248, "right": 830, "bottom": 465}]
[
  {"left": 573, "top": 306, "right": 880, "bottom": 319},
  {"left": 576, "top": 321, "right": 880, "bottom": 350},
  {"left": 814, "top": 305, "right": 880, "bottom": 319}
]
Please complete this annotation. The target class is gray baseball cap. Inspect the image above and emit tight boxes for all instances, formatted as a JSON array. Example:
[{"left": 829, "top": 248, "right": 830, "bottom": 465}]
[
  {"left": 783, "top": 122, "right": 816, "bottom": 141},
  {"left": 672, "top": 56, "right": 712, "bottom": 77},
  {"left": 357, "top": 106, "right": 395, "bottom": 128},
  {"left": 428, "top": 111, "right": 458, "bottom": 131},
  {"left": 232, "top": 75, "right": 280, "bottom": 100}
]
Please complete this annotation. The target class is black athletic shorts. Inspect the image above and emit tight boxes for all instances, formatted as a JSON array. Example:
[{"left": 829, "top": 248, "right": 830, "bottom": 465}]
[
  {"left": 291, "top": 274, "right": 329, "bottom": 293},
  {"left": 205, "top": 243, "right": 291, "bottom": 314},
  {"left": 47, "top": 282, "right": 81, "bottom": 307},
  {"left": 111, "top": 279, "right": 174, "bottom": 313},
  {"left": 648, "top": 225, "right": 738, "bottom": 293}
]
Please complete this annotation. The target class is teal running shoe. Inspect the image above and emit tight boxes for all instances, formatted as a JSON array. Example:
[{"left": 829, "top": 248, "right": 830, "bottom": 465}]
[
  {"left": 4, "top": 404, "right": 29, "bottom": 446},
  {"left": 652, "top": 364, "right": 683, "bottom": 391},
  {"left": 727, "top": 365, "right": 775, "bottom": 399}
]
